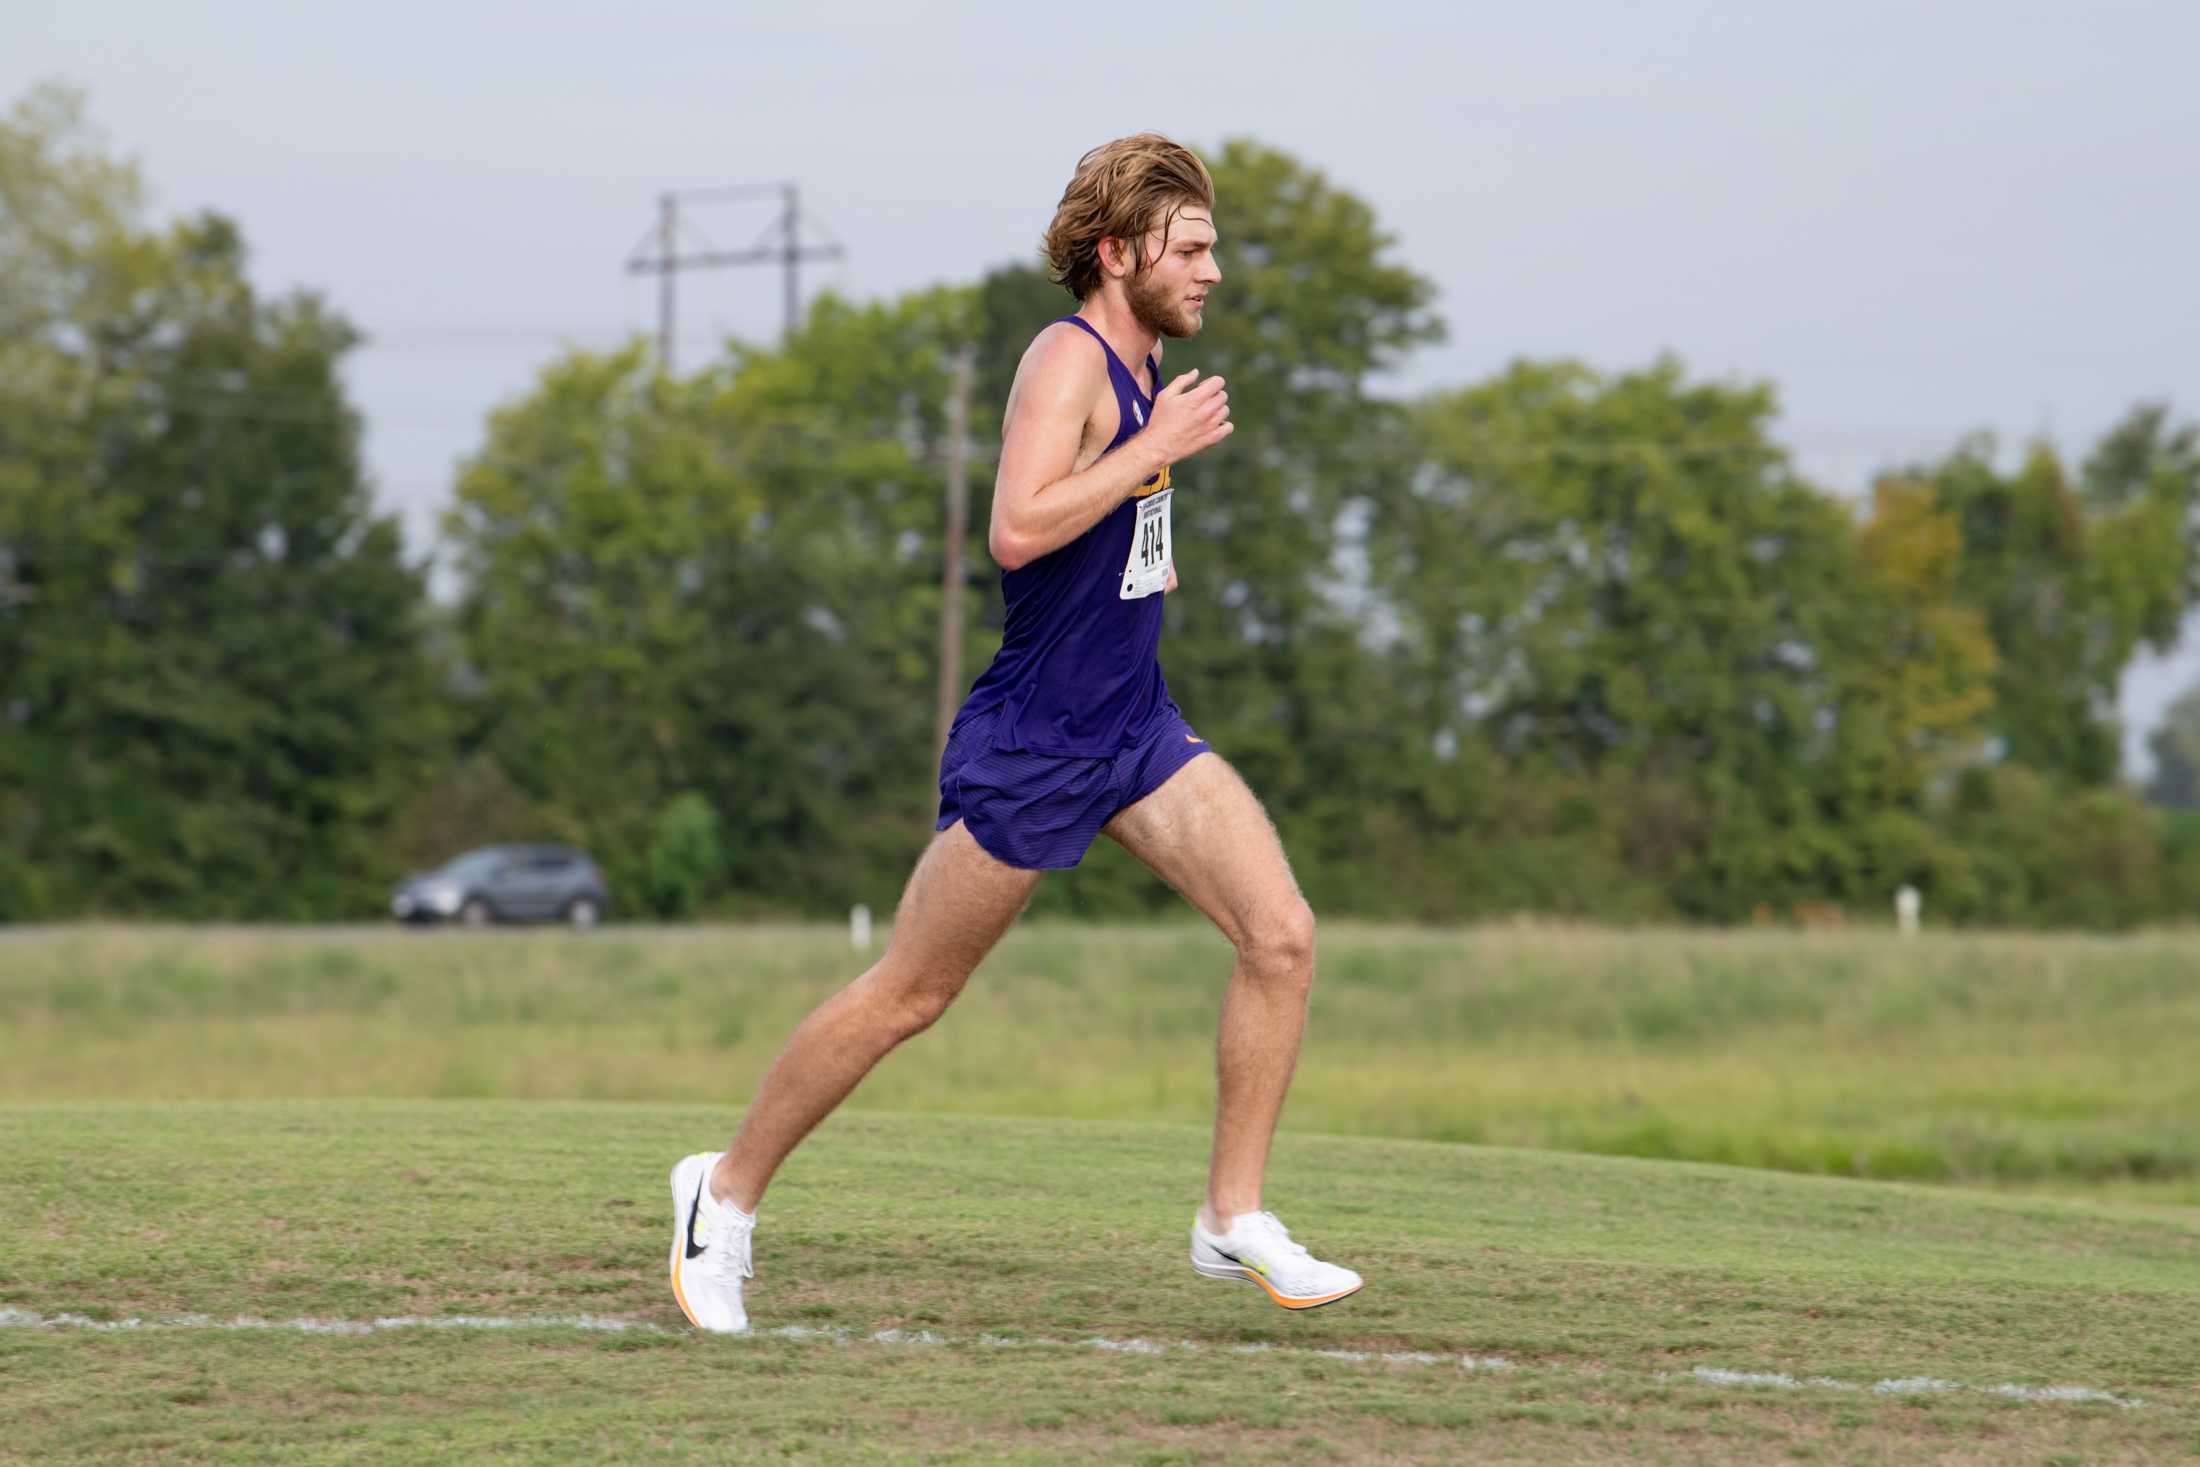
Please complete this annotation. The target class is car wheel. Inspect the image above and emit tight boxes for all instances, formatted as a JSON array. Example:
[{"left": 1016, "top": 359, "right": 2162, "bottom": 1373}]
[
  {"left": 460, "top": 897, "right": 492, "bottom": 927},
  {"left": 565, "top": 896, "right": 601, "bottom": 930}
]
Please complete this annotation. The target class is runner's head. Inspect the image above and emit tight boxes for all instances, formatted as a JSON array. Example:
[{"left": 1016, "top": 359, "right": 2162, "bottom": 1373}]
[{"left": 1044, "top": 134, "right": 1219, "bottom": 339}]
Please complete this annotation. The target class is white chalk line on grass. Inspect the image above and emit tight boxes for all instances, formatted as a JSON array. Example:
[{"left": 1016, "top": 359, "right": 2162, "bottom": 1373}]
[
  {"left": 0, "top": 1309, "right": 1511, "bottom": 1372},
  {"left": 0, "top": 1309, "right": 2143, "bottom": 1408},
  {"left": 1683, "top": 1366, "right": 2144, "bottom": 1409}
]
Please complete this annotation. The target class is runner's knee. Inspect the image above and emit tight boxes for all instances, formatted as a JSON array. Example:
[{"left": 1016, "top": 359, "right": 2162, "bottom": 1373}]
[
  {"left": 873, "top": 974, "right": 961, "bottom": 1042},
  {"left": 1237, "top": 900, "right": 1316, "bottom": 989}
]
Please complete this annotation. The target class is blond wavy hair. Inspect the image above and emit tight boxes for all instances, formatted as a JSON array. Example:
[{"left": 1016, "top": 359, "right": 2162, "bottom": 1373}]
[{"left": 1042, "top": 134, "right": 1214, "bottom": 302}]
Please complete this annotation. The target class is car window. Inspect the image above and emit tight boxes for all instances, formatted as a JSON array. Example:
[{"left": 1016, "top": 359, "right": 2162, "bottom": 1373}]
[{"left": 439, "top": 850, "right": 509, "bottom": 881}]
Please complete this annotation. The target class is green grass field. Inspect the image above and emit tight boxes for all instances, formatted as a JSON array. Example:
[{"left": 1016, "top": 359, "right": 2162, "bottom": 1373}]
[
  {"left": 6, "top": 922, "right": 2198, "bottom": 1198},
  {"left": 4, "top": 923, "right": 2197, "bottom": 1462},
  {"left": 4, "top": 1102, "right": 2197, "bottom": 1464}
]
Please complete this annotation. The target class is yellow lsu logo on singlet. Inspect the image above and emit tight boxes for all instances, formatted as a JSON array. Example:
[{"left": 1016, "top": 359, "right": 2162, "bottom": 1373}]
[{"left": 1135, "top": 464, "right": 1171, "bottom": 497}]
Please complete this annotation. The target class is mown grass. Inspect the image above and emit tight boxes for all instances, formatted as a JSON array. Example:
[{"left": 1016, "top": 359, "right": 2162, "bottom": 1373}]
[
  {"left": 3, "top": 1101, "right": 2197, "bottom": 1464},
  {"left": 4, "top": 922, "right": 2198, "bottom": 1201}
]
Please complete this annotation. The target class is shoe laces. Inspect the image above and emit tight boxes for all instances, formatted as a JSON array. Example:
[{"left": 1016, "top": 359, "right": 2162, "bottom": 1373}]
[
  {"left": 706, "top": 1208, "right": 754, "bottom": 1285},
  {"left": 1239, "top": 1210, "right": 1312, "bottom": 1263}
]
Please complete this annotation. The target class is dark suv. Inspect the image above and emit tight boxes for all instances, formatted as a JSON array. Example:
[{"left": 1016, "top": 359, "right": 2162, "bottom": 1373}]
[{"left": 391, "top": 845, "right": 610, "bottom": 928}]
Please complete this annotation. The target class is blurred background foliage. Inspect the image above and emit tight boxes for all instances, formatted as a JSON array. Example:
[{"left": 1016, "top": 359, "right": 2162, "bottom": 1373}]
[{"left": 9, "top": 86, "right": 2200, "bottom": 926}]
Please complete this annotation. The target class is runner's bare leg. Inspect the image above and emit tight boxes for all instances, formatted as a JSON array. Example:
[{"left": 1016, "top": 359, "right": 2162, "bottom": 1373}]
[
  {"left": 1102, "top": 755, "right": 1315, "bottom": 1231},
  {"left": 711, "top": 821, "right": 1043, "bottom": 1211}
]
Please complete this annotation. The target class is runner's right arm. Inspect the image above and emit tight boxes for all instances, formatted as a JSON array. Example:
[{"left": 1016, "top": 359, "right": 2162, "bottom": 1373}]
[{"left": 988, "top": 331, "right": 1230, "bottom": 572}]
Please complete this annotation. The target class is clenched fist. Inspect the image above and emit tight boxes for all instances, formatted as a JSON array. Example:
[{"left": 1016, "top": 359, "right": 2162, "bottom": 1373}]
[{"left": 1144, "top": 369, "right": 1232, "bottom": 466}]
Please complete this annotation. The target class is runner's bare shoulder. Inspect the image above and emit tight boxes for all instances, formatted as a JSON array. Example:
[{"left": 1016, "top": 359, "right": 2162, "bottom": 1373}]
[{"left": 1003, "top": 321, "right": 1111, "bottom": 439}]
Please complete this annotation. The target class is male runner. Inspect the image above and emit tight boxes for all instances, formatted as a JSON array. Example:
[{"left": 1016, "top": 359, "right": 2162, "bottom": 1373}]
[{"left": 669, "top": 133, "right": 1361, "bottom": 1332}]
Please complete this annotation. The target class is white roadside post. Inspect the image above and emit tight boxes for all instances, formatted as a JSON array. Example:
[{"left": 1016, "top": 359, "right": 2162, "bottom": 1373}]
[
  {"left": 850, "top": 903, "right": 873, "bottom": 952},
  {"left": 1895, "top": 885, "right": 1921, "bottom": 938}
]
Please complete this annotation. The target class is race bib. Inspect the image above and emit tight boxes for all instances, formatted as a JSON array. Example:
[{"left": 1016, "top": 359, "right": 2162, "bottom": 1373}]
[{"left": 1120, "top": 487, "right": 1172, "bottom": 600}]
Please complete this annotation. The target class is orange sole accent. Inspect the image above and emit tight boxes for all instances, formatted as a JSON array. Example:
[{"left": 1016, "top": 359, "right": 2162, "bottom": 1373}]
[
  {"left": 670, "top": 1259, "right": 702, "bottom": 1328},
  {"left": 1236, "top": 1269, "right": 1364, "bottom": 1310},
  {"left": 670, "top": 1241, "right": 703, "bottom": 1329}
]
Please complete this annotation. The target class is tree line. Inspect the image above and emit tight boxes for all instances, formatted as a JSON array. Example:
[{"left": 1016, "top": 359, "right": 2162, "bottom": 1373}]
[{"left": 8, "top": 84, "right": 2200, "bottom": 927}]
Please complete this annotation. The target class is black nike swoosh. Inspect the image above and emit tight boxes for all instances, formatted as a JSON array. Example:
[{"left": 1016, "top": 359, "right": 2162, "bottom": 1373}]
[
  {"left": 683, "top": 1173, "right": 708, "bottom": 1259},
  {"left": 1213, "top": 1247, "right": 1242, "bottom": 1264}
]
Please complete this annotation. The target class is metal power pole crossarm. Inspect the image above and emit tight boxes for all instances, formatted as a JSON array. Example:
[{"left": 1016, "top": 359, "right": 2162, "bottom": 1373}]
[{"left": 625, "top": 182, "right": 846, "bottom": 371}]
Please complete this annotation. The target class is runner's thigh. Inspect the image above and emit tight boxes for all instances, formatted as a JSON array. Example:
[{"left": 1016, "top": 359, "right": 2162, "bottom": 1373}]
[
  {"left": 1101, "top": 755, "right": 1306, "bottom": 949},
  {"left": 880, "top": 819, "right": 1045, "bottom": 997}
]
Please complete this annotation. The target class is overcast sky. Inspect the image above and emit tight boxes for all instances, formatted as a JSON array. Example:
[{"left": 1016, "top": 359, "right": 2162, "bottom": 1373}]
[{"left": 14, "top": 1, "right": 2199, "bottom": 766}]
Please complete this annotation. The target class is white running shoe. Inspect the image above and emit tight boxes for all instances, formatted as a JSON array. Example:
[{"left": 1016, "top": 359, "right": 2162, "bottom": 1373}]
[
  {"left": 669, "top": 1151, "right": 753, "bottom": 1333},
  {"left": 1191, "top": 1210, "right": 1364, "bottom": 1310}
]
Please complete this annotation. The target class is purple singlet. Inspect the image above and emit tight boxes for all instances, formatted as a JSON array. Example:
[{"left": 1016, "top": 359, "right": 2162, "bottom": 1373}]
[
  {"left": 934, "top": 316, "right": 1206, "bottom": 869},
  {"left": 954, "top": 315, "right": 1174, "bottom": 756}
]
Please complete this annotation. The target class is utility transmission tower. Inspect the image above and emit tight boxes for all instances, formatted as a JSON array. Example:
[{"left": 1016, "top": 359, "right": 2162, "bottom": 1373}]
[{"left": 623, "top": 182, "right": 846, "bottom": 372}]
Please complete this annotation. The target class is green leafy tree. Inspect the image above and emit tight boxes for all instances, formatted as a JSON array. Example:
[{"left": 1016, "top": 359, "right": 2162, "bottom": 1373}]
[
  {"left": 2145, "top": 682, "right": 2200, "bottom": 810},
  {"left": 1917, "top": 410, "right": 2200, "bottom": 786},
  {"left": 447, "top": 129, "right": 2197, "bottom": 931},
  {"left": 1850, "top": 478, "right": 1999, "bottom": 799},
  {"left": 1375, "top": 359, "right": 1999, "bottom": 919},
  {"left": 382, "top": 751, "right": 569, "bottom": 876},
  {"left": 0, "top": 84, "right": 440, "bottom": 917},
  {"left": 445, "top": 289, "right": 975, "bottom": 911},
  {"left": 645, "top": 791, "right": 727, "bottom": 918},
  {"left": 1944, "top": 764, "right": 2164, "bottom": 929}
]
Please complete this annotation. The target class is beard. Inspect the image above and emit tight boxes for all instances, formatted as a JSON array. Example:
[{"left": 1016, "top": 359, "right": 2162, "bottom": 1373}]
[{"left": 1126, "top": 269, "right": 1200, "bottom": 339}]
